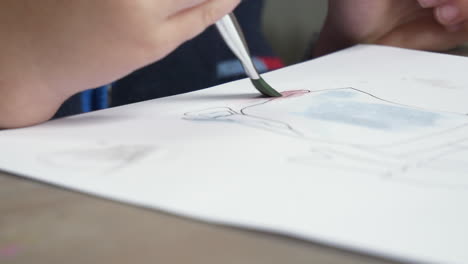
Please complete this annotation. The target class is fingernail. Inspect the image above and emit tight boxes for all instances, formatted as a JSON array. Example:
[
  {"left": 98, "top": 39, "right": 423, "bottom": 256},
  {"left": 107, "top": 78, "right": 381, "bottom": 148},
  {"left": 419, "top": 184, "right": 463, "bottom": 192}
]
[
  {"left": 419, "top": 0, "right": 443, "bottom": 8},
  {"left": 437, "top": 5, "right": 461, "bottom": 24}
]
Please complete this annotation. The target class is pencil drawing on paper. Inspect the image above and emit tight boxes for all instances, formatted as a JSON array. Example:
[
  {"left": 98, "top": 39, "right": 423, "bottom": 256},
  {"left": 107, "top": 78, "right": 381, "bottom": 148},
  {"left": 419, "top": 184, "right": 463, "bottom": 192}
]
[
  {"left": 38, "top": 144, "right": 155, "bottom": 173},
  {"left": 184, "top": 88, "right": 468, "bottom": 189}
]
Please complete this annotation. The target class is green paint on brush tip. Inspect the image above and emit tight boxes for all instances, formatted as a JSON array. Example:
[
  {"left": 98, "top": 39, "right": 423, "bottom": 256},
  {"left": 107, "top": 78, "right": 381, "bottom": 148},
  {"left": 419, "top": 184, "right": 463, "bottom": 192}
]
[{"left": 251, "top": 77, "right": 282, "bottom": 97}]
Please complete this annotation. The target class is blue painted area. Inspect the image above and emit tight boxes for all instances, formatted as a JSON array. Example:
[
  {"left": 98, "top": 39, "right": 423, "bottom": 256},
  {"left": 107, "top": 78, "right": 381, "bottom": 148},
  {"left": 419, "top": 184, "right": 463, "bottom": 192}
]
[{"left": 295, "top": 90, "right": 441, "bottom": 131}]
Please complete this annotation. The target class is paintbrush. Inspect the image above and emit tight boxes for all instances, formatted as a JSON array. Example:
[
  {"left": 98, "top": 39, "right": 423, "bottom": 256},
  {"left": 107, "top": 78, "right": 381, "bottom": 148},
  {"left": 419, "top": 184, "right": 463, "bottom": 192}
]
[{"left": 215, "top": 13, "right": 282, "bottom": 97}]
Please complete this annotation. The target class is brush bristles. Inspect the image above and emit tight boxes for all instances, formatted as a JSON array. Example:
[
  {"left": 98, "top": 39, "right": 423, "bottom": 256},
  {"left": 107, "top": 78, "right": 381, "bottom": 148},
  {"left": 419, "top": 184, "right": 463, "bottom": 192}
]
[{"left": 251, "top": 78, "right": 282, "bottom": 97}]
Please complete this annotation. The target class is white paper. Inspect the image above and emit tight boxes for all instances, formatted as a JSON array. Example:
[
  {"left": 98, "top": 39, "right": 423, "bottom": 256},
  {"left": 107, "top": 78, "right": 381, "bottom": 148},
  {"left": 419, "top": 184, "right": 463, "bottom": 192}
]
[{"left": 1, "top": 45, "right": 468, "bottom": 263}]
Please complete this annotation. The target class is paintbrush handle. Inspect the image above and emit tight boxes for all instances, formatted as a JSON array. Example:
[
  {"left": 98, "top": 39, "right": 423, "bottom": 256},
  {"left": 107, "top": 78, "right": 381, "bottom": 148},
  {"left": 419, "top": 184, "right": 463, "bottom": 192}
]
[{"left": 215, "top": 13, "right": 261, "bottom": 80}]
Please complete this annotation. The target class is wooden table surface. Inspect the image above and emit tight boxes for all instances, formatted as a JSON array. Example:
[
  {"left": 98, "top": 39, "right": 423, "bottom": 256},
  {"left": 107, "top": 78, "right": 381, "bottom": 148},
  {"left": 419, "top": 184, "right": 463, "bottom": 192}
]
[{"left": 0, "top": 171, "right": 399, "bottom": 264}]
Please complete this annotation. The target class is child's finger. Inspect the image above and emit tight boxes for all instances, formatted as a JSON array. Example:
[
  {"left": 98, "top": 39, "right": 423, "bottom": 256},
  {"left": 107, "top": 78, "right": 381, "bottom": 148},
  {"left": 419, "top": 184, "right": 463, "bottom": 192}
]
[
  {"left": 417, "top": 0, "right": 468, "bottom": 32},
  {"left": 430, "top": 0, "right": 468, "bottom": 26},
  {"left": 163, "top": 0, "right": 207, "bottom": 15},
  {"left": 376, "top": 15, "right": 468, "bottom": 51},
  {"left": 435, "top": 2, "right": 465, "bottom": 25},
  {"left": 162, "top": 0, "right": 240, "bottom": 44},
  {"left": 417, "top": 0, "right": 450, "bottom": 8}
]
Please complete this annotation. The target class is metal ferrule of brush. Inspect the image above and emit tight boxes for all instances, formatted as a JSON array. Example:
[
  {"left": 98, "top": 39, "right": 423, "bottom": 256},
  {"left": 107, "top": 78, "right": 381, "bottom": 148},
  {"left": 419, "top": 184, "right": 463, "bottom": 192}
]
[{"left": 215, "top": 13, "right": 261, "bottom": 80}]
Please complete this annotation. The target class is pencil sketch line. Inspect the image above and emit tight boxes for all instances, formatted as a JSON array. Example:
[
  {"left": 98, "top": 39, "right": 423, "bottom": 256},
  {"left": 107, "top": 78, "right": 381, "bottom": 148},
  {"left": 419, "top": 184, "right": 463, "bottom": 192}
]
[{"left": 183, "top": 87, "right": 468, "bottom": 190}]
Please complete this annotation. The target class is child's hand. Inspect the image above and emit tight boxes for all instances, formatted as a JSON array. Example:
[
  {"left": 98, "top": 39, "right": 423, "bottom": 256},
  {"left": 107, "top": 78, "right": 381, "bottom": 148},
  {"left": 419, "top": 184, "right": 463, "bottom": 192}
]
[
  {"left": 314, "top": 0, "right": 468, "bottom": 56},
  {"left": 0, "top": 0, "right": 240, "bottom": 128},
  {"left": 418, "top": 0, "right": 468, "bottom": 27}
]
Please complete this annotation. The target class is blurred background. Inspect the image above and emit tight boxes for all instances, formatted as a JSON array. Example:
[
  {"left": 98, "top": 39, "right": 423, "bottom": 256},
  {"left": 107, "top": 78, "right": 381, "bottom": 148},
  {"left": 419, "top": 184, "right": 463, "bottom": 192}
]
[
  {"left": 262, "top": 0, "right": 468, "bottom": 65},
  {"left": 262, "top": 0, "right": 328, "bottom": 65}
]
